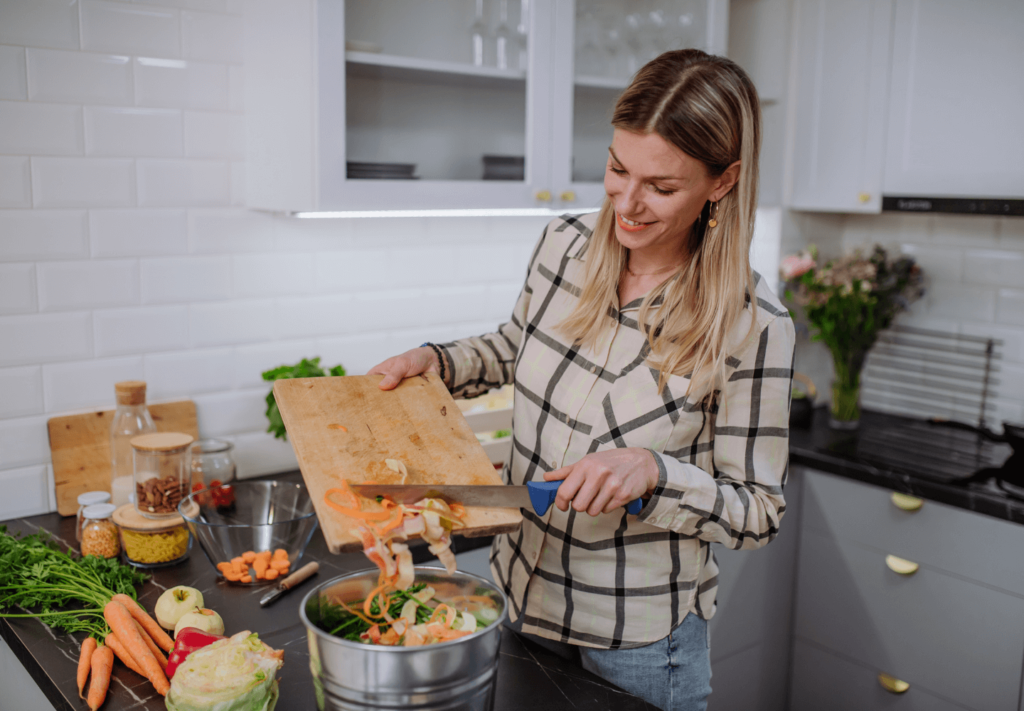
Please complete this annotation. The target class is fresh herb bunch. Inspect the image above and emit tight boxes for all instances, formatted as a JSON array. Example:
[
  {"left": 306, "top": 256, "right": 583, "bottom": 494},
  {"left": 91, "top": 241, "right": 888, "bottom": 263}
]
[
  {"left": 261, "top": 357, "right": 346, "bottom": 440},
  {"left": 0, "top": 525, "right": 149, "bottom": 639},
  {"left": 318, "top": 583, "right": 435, "bottom": 642}
]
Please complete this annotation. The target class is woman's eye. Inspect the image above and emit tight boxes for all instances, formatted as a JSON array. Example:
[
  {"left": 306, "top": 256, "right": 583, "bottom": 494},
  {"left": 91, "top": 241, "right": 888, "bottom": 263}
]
[
  {"left": 609, "top": 166, "right": 626, "bottom": 175},
  {"left": 651, "top": 185, "right": 674, "bottom": 196}
]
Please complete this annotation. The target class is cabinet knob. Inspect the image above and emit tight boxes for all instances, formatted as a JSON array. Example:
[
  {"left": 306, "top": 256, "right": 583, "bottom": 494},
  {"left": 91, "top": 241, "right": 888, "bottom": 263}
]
[
  {"left": 535, "top": 190, "right": 552, "bottom": 202},
  {"left": 890, "top": 492, "right": 923, "bottom": 511},
  {"left": 885, "top": 554, "right": 919, "bottom": 576},
  {"left": 877, "top": 673, "right": 910, "bottom": 694},
  {"left": 858, "top": 192, "right": 871, "bottom": 203},
  {"left": 559, "top": 190, "right": 576, "bottom": 202}
]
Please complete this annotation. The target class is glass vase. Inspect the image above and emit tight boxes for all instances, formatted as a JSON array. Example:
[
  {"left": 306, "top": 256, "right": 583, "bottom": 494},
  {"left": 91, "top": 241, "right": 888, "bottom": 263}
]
[{"left": 830, "top": 379, "right": 861, "bottom": 430}]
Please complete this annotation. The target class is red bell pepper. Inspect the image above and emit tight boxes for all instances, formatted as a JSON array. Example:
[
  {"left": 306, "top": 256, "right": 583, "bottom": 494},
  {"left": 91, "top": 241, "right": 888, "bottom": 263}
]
[{"left": 165, "top": 627, "right": 225, "bottom": 679}]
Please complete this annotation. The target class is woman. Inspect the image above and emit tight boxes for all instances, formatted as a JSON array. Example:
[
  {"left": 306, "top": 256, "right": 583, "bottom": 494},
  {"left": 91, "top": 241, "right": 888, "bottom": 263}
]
[{"left": 369, "top": 49, "right": 794, "bottom": 710}]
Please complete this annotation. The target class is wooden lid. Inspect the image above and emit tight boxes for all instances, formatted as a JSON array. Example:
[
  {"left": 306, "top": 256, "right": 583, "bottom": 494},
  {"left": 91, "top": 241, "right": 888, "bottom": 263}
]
[
  {"left": 130, "top": 432, "right": 194, "bottom": 452},
  {"left": 113, "top": 503, "right": 185, "bottom": 530},
  {"left": 115, "top": 381, "right": 147, "bottom": 406}
]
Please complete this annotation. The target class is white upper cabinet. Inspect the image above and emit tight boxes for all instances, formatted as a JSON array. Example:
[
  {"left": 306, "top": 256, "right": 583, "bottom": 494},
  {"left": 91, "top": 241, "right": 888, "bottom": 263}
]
[
  {"left": 883, "top": 0, "right": 1024, "bottom": 199},
  {"left": 244, "top": 0, "right": 727, "bottom": 214},
  {"left": 785, "top": 0, "right": 894, "bottom": 213}
]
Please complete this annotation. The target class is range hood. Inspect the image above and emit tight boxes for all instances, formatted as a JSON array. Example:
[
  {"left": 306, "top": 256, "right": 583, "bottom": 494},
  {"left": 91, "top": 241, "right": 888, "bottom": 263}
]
[{"left": 883, "top": 196, "right": 1024, "bottom": 217}]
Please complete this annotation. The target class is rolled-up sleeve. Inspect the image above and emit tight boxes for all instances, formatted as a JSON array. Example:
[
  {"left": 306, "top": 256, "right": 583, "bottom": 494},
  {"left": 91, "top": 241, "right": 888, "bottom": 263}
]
[{"left": 636, "top": 311, "right": 796, "bottom": 549}]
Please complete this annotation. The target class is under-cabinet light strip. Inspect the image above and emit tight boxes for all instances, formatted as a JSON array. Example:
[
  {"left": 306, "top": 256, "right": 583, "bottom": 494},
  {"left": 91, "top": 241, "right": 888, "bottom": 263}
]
[{"left": 292, "top": 207, "right": 601, "bottom": 219}]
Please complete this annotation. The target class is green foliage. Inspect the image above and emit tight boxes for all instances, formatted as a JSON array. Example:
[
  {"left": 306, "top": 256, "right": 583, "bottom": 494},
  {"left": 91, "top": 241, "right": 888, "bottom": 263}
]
[
  {"left": 317, "top": 583, "right": 435, "bottom": 642},
  {"left": 261, "top": 357, "right": 346, "bottom": 440},
  {"left": 0, "top": 525, "right": 149, "bottom": 638}
]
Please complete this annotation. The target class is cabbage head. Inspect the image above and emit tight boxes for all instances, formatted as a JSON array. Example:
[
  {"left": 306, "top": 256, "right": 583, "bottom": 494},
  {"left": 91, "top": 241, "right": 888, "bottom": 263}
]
[{"left": 166, "top": 631, "right": 284, "bottom": 711}]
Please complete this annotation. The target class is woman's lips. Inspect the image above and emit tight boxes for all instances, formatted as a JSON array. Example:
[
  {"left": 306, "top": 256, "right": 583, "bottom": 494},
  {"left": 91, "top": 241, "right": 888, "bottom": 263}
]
[{"left": 616, "top": 212, "right": 653, "bottom": 232}]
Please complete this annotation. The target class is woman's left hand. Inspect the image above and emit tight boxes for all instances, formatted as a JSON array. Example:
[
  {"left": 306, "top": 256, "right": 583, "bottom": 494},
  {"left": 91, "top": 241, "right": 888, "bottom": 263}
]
[{"left": 544, "top": 449, "right": 660, "bottom": 516}]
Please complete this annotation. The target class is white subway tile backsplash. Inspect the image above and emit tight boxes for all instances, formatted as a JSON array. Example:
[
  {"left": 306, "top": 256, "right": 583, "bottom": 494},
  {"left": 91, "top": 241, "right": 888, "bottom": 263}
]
[
  {"left": 32, "top": 157, "right": 135, "bottom": 208},
  {"left": 189, "top": 299, "right": 275, "bottom": 346},
  {"left": 273, "top": 214, "right": 352, "bottom": 251},
  {"left": 227, "top": 64, "right": 243, "bottom": 111},
  {"left": 930, "top": 215, "right": 1000, "bottom": 248},
  {"left": 135, "top": 0, "right": 228, "bottom": 12},
  {"left": 899, "top": 243, "right": 963, "bottom": 283},
  {"left": 387, "top": 246, "right": 456, "bottom": 288},
  {"left": 454, "top": 244, "right": 523, "bottom": 283},
  {"left": 273, "top": 294, "right": 355, "bottom": 340},
  {"left": 0, "top": 366, "right": 44, "bottom": 418},
  {"left": 94, "top": 305, "right": 189, "bottom": 356},
  {"left": 0, "top": 0, "right": 80, "bottom": 50},
  {"left": 960, "top": 323, "right": 1024, "bottom": 364},
  {"left": 137, "top": 159, "right": 230, "bottom": 206},
  {"left": 43, "top": 356, "right": 144, "bottom": 411},
  {"left": 0, "top": 210, "right": 89, "bottom": 262},
  {"left": 227, "top": 431, "right": 297, "bottom": 479},
  {"left": 1001, "top": 363, "right": 1024, "bottom": 402},
  {"left": 232, "top": 253, "right": 313, "bottom": 298},
  {"left": 143, "top": 347, "right": 232, "bottom": 398},
  {"left": 37, "top": 259, "right": 139, "bottom": 311},
  {"left": 188, "top": 209, "right": 274, "bottom": 253},
  {"left": 90, "top": 209, "right": 188, "bottom": 257},
  {"left": 229, "top": 160, "right": 244, "bottom": 206},
  {"left": 964, "top": 249, "right": 1024, "bottom": 288},
  {"left": 27, "top": 48, "right": 132, "bottom": 104},
  {"left": 0, "top": 464, "right": 52, "bottom": 518},
  {"left": 352, "top": 289, "right": 426, "bottom": 333},
  {"left": 315, "top": 332, "right": 392, "bottom": 376},
  {"left": 81, "top": 1, "right": 180, "bottom": 58},
  {"left": 0, "top": 415, "right": 51, "bottom": 468},
  {"left": 192, "top": 388, "right": 265, "bottom": 437},
  {"left": 183, "top": 111, "right": 244, "bottom": 158},
  {"left": 0, "top": 157, "right": 31, "bottom": 208},
  {"left": 921, "top": 283, "right": 995, "bottom": 322},
  {"left": 0, "top": 264, "right": 37, "bottom": 315},
  {"left": 181, "top": 10, "right": 243, "bottom": 63},
  {"left": 141, "top": 255, "right": 230, "bottom": 303},
  {"left": 231, "top": 339, "right": 318, "bottom": 388},
  {"left": 0, "top": 312, "right": 92, "bottom": 367},
  {"left": 134, "top": 57, "right": 229, "bottom": 110},
  {"left": 84, "top": 107, "right": 182, "bottom": 157},
  {"left": 997, "top": 289, "right": 1024, "bottom": 327},
  {"left": 485, "top": 283, "right": 520, "bottom": 321},
  {"left": 0, "top": 101, "right": 83, "bottom": 155},
  {"left": 419, "top": 285, "right": 489, "bottom": 325},
  {"left": 0, "top": 46, "right": 27, "bottom": 100},
  {"left": 313, "top": 250, "right": 390, "bottom": 292},
  {"left": 1001, "top": 218, "right": 1024, "bottom": 245}
]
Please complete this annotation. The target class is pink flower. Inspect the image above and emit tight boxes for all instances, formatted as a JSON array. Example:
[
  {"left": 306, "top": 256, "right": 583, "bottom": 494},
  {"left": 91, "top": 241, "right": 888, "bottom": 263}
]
[{"left": 780, "top": 253, "right": 816, "bottom": 280}]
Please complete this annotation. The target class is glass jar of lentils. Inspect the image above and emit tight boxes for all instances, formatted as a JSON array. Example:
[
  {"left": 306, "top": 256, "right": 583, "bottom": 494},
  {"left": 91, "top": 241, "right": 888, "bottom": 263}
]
[
  {"left": 131, "top": 432, "right": 194, "bottom": 520},
  {"left": 80, "top": 503, "right": 120, "bottom": 558}
]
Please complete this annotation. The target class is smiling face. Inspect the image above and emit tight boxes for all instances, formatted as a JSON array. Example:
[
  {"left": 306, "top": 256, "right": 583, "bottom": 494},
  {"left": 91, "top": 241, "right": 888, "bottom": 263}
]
[{"left": 604, "top": 129, "right": 738, "bottom": 264}]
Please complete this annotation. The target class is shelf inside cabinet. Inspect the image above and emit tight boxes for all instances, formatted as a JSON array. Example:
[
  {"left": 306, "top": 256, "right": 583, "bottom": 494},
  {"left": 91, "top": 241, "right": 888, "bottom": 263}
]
[
  {"left": 574, "top": 75, "right": 629, "bottom": 90},
  {"left": 346, "top": 51, "right": 527, "bottom": 89}
]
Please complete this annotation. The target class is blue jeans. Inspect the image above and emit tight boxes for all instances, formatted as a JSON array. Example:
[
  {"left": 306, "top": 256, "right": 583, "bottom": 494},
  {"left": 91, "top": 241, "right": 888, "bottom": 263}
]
[{"left": 508, "top": 613, "right": 712, "bottom": 711}]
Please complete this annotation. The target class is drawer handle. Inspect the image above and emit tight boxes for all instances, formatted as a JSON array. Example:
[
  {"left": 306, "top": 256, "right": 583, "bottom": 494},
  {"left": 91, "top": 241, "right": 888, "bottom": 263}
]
[
  {"left": 891, "top": 492, "right": 923, "bottom": 511},
  {"left": 885, "top": 554, "right": 919, "bottom": 575},
  {"left": 878, "top": 673, "right": 910, "bottom": 694}
]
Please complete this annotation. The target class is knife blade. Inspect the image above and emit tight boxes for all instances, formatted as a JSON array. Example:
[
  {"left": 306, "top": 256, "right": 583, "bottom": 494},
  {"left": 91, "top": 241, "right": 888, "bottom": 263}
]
[
  {"left": 259, "top": 561, "right": 320, "bottom": 608},
  {"left": 349, "top": 481, "right": 643, "bottom": 516}
]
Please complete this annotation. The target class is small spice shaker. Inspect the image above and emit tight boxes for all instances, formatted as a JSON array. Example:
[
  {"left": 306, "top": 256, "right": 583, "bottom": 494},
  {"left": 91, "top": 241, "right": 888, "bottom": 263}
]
[
  {"left": 75, "top": 491, "right": 111, "bottom": 542},
  {"left": 131, "top": 432, "right": 194, "bottom": 520},
  {"left": 80, "top": 503, "right": 120, "bottom": 559}
]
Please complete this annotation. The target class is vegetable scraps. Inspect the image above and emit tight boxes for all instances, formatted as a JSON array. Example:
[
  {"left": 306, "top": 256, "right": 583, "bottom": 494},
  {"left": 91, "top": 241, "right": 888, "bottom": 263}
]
[{"left": 261, "top": 357, "right": 346, "bottom": 440}]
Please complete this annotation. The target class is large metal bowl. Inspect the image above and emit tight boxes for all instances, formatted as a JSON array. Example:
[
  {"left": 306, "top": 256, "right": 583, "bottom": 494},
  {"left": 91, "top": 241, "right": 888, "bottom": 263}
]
[{"left": 300, "top": 566, "right": 508, "bottom": 711}]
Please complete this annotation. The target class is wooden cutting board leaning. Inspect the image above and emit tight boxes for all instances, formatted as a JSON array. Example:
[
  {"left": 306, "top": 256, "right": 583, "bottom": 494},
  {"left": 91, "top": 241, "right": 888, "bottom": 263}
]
[
  {"left": 49, "top": 400, "right": 199, "bottom": 516},
  {"left": 272, "top": 373, "right": 522, "bottom": 554}
]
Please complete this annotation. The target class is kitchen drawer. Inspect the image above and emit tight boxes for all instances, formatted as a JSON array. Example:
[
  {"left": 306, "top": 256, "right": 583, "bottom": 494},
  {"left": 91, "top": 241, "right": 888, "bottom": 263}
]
[
  {"left": 794, "top": 530, "right": 1024, "bottom": 711},
  {"left": 802, "top": 468, "right": 1024, "bottom": 596},
  {"left": 790, "top": 640, "right": 971, "bottom": 711},
  {"left": 707, "top": 642, "right": 787, "bottom": 711}
]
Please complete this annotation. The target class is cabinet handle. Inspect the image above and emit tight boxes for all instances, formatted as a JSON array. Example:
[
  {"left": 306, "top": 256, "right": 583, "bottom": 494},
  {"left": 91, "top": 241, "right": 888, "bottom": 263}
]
[
  {"left": 890, "top": 492, "right": 923, "bottom": 512},
  {"left": 858, "top": 192, "right": 871, "bottom": 203},
  {"left": 559, "top": 190, "right": 576, "bottom": 202},
  {"left": 885, "top": 554, "right": 919, "bottom": 576},
  {"left": 878, "top": 673, "right": 910, "bottom": 694},
  {"left": 535, "top": 190, "right": 552, "bottom": 202}
]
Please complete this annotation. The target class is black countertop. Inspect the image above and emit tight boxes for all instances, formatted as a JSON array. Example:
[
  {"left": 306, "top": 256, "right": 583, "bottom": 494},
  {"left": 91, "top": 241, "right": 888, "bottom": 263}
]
[{"left": 0, "top": 471, "right": 653, "bottom": 711}]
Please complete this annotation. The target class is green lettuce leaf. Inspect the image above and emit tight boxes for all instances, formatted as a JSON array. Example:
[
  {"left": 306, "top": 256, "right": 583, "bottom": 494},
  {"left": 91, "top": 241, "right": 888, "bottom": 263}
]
[{"left": 165, "top": 632, "right": 283, "bottom": 711}]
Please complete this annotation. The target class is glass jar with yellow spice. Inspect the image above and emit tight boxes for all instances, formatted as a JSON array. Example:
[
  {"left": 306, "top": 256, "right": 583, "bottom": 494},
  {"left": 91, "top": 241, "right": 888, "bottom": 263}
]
[
  {"left": 113, "top": 503, "right": 191, "bottom": 568},
  {"left": 81, "top": 504, "right": 120, "bottom": 559}
]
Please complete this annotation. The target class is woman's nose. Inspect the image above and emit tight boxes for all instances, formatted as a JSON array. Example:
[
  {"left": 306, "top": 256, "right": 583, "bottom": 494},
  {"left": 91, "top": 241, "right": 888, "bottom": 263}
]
[{"left": 616, "top": 180, "right": 643, "bottom": 216}]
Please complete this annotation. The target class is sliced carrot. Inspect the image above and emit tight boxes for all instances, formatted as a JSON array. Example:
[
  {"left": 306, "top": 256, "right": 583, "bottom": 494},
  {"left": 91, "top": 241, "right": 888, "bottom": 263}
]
[
  {"left": 78, "top": 636, "right": 96, "bottom": 699},
  {"left": 324, "top": 491, "right": 392, "bottom": 520},
  {"left": 253, "top": 558, "right": 268, "bottom": 579},
  {"left": 86, "top": 645, "right": 114, "bottom": 711},
  {"left": 111, "top": 594, "right": 174, "bottom": 653},
  {"left": 273, "top": 548, "right": 288, "bottom": 559},
  {"left": 225, "top": 571, "right": 242, "bottom": 582},
  {"left": 242, "top": 551, "right": 256, "bottom": 563},
  {"left": 270, "top": 559, "right": 290, "bottom": 571},
  {"left": 240, "top": 574, "right": 253, "bottom": 583},
  {"left": 264, "top": 568, "right": 279, "bottom": 581},
  {"left": 216, "top": 562, "right": 231, "bottom": 573},
  {"left": 105, "top": 632, "right": 146, "bottom": 677}
]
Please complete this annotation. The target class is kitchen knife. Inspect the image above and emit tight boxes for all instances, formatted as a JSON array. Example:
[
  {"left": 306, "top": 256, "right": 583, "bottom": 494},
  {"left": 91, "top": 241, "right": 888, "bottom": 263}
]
[
  {"left": 259, "top": 561, "right": 320, "bottom": 608},
  {"left": 350, "top": 481, "right": 643, "bottom": 516}
]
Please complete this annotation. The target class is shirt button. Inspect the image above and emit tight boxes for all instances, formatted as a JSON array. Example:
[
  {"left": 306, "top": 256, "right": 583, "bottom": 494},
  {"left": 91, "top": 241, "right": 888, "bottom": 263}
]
[
  {"left": 551, "top": 460, "right": 558, "bottom": 469},
  {"left": 590, "top": 366, "right": 596, "bottom": 373}
]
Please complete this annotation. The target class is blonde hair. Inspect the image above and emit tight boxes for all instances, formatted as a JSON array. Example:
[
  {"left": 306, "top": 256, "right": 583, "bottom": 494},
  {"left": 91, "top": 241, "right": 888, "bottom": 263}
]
[{"left": 560, "top": 49, "right": 761, "bottom": 398}]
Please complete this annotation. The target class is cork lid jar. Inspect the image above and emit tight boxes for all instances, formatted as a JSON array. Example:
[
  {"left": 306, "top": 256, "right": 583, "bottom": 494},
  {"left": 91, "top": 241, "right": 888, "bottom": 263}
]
[{"left": 131, "top": 432, "right": 194, "bottom": 519}]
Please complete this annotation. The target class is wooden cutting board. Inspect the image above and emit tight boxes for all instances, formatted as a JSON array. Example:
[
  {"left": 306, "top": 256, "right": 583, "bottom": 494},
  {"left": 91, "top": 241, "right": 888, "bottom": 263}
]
[
  {"left": 273, "top": 374, "right": 522, "bottom": 554},
  {"left": 49, "top": 401, "right": 199, "bottom": 516}
]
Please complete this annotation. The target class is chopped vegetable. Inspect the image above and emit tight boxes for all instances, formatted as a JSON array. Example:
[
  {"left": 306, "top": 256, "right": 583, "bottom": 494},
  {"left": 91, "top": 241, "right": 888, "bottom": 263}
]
[{"left": 165, "top": 631, "right": 283, "bottom": 711}]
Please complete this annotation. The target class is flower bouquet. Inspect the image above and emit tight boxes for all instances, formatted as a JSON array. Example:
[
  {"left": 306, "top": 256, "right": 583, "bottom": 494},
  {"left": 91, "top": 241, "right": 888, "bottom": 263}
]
[{"left": 780, "top": 245, "right": 923, "bottom": 429}]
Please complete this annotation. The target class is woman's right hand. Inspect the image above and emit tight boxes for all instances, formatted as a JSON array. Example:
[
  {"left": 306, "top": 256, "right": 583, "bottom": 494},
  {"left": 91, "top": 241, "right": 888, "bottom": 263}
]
[{"left": 367, "top": 347, "right": 442, "bottom": 391}]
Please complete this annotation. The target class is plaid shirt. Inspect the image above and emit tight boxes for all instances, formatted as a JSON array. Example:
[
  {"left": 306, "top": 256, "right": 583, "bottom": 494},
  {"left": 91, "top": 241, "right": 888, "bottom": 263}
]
[{"left": 441, "top": 213, "right": 795, "bottom": 649}]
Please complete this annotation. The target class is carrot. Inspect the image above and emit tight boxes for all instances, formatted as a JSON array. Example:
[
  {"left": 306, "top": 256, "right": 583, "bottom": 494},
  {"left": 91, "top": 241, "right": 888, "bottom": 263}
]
[
  {"left": 87, "top": 645, "right": 114, "bottom": 710},
  {"left": 240, "top": 574, "right": 253, "bottom": 583},
  {"left": 78, "top": 636, "right": 97, "bottom": 698},
  {"left": 242, "top": 550, "right": 256, "bottom": 564},
  {"left": 270, "top": 558, "right": 290, "bottom": 571},
  {"left": 264, "top": 568, "right": 279, "bottom": 581},
  {"left": 105, "top": 633, "right": 146, "bottom": 678},
  {"left": 111, "top": 594, "right": 174, "bottom": 653},
  {"left": 133, "top": 619, "right": 168, "bottom": 671},
  {"left": 273, "top": 548, "right": 288, "bottom": 559},
  {"left": 216, "top": 561, "right": 231, "bottom": 573},
  {"left": 103, "top": 601, "right": 170, "bottom": 696},
  {"left": 253, "top": 557, "right": 269, "bottom": 579}
]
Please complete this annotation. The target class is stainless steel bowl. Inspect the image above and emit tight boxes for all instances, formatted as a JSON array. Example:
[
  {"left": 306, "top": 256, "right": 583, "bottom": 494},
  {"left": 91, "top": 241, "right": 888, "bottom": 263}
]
[{"left": 300, "top": 566, "right": 508, "bottom": 711}]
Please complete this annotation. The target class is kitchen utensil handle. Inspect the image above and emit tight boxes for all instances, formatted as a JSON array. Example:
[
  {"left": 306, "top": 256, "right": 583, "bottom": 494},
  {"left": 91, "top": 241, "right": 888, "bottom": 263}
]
[
  {"left": 526, "top": 481, "right": 643, "bottom": 516},
  {"left": 280, "top": 562, "right": 319, "bottom": 590}
]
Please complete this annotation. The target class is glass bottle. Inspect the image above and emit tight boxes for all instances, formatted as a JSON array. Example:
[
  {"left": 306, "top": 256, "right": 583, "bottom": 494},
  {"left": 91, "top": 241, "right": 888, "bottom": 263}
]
[
  {"left": 515, "top": 0, "right": 530, "bottom": 72},
  {"left": 110, "top": 381, "right": 157, "bottom": 507},
  {"left": 470, "top": 0, "right": 488, "bottom": 66},
  {"left": 495, "top": 0, "right": 512, "bottom": 70},
  {"left": 80, "top": 503, "right": 120, "bottom": 559},
  {"left": 76, "top": 491, "right": 111, "bottom": 542}
]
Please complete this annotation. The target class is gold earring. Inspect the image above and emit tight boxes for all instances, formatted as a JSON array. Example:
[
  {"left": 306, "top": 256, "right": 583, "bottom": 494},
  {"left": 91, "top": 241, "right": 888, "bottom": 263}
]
[{"left": 707, "top": 201, "right": 719, "bottom": 228}]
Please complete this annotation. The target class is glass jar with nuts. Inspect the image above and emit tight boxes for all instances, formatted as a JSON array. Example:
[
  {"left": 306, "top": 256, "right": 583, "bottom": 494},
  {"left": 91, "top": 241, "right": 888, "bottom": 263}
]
[
  {"left": 80, "top": 503, "right": 120, "bottom": 559},
  {"left": 131, "top": 432, "right": 194, "bottom": 520}
]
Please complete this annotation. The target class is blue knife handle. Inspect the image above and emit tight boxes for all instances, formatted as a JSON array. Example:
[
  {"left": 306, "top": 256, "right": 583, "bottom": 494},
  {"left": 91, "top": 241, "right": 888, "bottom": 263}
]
[{"left": 526, "top": 481, "right": 643, "bottom": 516}]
